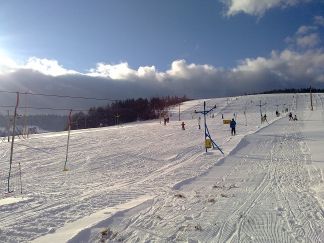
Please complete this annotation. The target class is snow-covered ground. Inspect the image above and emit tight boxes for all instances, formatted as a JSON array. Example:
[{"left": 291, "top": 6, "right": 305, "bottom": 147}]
[{"left": 0, "top": 93, "right": 324, "bottom": 242}]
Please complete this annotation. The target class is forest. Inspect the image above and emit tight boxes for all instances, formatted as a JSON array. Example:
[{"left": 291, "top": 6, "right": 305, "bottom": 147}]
[{"left": 70, "top": 96, "right": 189, "bottom": 130}]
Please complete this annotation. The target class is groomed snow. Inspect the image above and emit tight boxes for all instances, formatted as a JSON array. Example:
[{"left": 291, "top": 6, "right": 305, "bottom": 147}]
[
  {"left": 33, "top": 195, "right": 153, "bottom": 243},
  {"left": 0, "top": 197, "right": 29, "bottom": 206},
  {"left": 0, "top": 93, "right": 323, "bottom": 242}
]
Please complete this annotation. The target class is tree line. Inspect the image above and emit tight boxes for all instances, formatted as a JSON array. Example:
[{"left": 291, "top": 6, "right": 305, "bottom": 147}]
[
  {"left": 70, "top": 96, "right": 189, "bottom": 130},
  {"left": 254, "top": 87, "right": 324, "bottom": 94}
]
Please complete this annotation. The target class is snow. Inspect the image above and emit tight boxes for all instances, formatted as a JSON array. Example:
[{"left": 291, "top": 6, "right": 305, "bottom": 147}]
[
  {"left": 0, "top": 93, "right": 323, "bottom": 242},
  {"left": 33, "top": 195, "right": 153, "bottom": 243},
  {"left": 0, "top": 197, "right": 29, "bottom": 206},
  {"left": 300, "top": 94, "right": 324, "bottom": 209}
]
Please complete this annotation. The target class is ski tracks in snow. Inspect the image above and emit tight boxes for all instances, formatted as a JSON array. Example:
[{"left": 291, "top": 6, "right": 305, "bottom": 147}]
[
  {"left": 1, "top": 93, "right": 323, "bottom": 242},
  {"left": 106, "top": 115, "right": 324, "bottom": 242},
  {"left": 215, "top": 119, "right": 324, "bottom": 242}
]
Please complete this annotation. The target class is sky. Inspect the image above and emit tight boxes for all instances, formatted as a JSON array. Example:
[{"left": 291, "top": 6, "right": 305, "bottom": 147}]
[{"left": 0, "top": 0, "right": 324, "bottom": 103}]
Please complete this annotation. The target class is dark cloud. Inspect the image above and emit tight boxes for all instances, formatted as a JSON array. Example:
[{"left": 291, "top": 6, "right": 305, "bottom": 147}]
[{"left": 0, "top": 48, "right": 324, "bottom": 114}]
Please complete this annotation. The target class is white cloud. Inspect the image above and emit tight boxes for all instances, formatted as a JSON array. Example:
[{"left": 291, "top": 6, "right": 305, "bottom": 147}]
[
  {"left": 0, "top": 55, "right": 79, "bottom": 76},
  {"left": 296, "top": 33, "right": 320, "bottom": 48},
  {"left": 24, "top": 57, "right": 78, "bottom": 76},
  {"left": 166, "top": 60, "right": 218, "bottom": 79},
  {"left": 223, "top": 0, "right": 310, "bottom": 16},
  {"left": 296, "top": 25, "right": 317, "bottom": 35},
  {"left": 88, "top": 62, "right": 164, "bottom": 81},
  {"left": 234, "top": 49, "right": 324, "bottom": 83},
  {"left": 88, "top": 62, "right": 136, "bottom": 79},
  {"left": 86, "top": 59, "right": 220, "bottom": 85},
  {"left": 314, "top": 15, "right": 324, "bottom": 26},
  {"left": 285, "top": 24, "right": 321, "bottom": 49},
  {"left": 1, "top": 49, "right": 324, "bottom": 101}
]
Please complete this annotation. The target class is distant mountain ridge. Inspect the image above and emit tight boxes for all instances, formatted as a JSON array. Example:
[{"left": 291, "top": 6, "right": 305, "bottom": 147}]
[
  {"left": 253, "top": 87, "right": 324, "bottom": 94},
  {"left": 0, "top": 114, "right": 67, "bottom": 134}
]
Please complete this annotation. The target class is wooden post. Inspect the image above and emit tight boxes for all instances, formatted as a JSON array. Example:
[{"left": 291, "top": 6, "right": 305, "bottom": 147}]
[
  {"left": 7, "top": 92, "right": 19, "bottom": 193},
  {"left": 18, "top": 161, "right": 22, "bottom": 194},
  {"left": 23, "top": 93, "right": 28, "bottom": 138},
  {"left": 178, "top": 103, "right": 181, "bottom": 121},
  {"left": 63, "top": 110, "right": 72, "bottom": 171},
  {"left": 310, "top": 86, "right": 313, "bottom": 111},
  {"left": 115, "top": 114, "right": 120, "bottom": 126},
  {"left": 7, "top": 110, "right": 10, "bottom": 142}
]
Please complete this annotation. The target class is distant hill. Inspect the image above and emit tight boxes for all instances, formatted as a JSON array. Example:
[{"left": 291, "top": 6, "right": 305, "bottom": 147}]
[
  {"left": 0, "top": 114, "right": 67, "bottom": 134},
  {"left": 252, "top": 87, "right": 324, "bottom": 94}
]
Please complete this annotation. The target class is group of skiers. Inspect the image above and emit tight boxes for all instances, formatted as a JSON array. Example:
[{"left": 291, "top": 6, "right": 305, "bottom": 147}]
[
  {"left": 261, "top": 114, "right": 268, "bottom": 124},
  {"left": 166, "top": 114, "right": 238, "bottom": 135},
  {"left": 168, "top": 109, "right": 297, "bottom": 136},
  {"left": 288, "top": 112, "right": 298, "bottom": 121}
]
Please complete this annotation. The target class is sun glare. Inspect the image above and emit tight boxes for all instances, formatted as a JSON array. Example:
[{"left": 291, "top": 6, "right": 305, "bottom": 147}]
[{"left": 0, "top": 48, "right": 17, "bottom": 71}]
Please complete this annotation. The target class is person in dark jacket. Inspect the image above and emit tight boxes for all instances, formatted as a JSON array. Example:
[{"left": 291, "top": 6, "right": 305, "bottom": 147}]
[{"left": 230, "top": 118, "right": 236, "bottom": 136}]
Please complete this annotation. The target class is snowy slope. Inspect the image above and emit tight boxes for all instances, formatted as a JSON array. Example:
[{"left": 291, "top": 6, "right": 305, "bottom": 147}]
[{"left": 0, "top": 93, "right": 323, "bottom": 242}]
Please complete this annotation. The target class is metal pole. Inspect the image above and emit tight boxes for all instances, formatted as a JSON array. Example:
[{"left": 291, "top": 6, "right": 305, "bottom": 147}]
[
  {"left": 244, "top": 111, "right": 247, "bottom": 126},
  {"left": 63, "top": 110, "right": 72, "bottom": 171},
  {"left": 18, "top": 161, "right": 22, "bottom": 194},
  {"left": 194, "top": 102, "right": 221, "bottom": 154},
  {"left": 204, "top": 101, "right": 207, "bottom": 153},
  {"left": 178, "top": 102, "right": 181, "bottom": 121},
  {"left": 7, "top": 110, "right": 10, "bottom": 142},
  {"left": 295, "top": 94, "right": 298, "bottom": 111},
  {"left": 23, "top": 93, "right": 28, "bottom": 138},
  {"left": 7, "top": 92, "right": 19, "bottom": 193},
  {"left": 256, "top": 100, "right": 266, "bottom": 124}
]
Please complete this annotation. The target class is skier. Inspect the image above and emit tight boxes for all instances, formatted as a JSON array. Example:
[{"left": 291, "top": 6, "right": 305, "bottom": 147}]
[
  {"left": 288, "top": 112, "right": 293, "bottom": 121},
  {"left": 163, "top": 114, "right": 169, "bottom": 125},
  {"left": 230, "top": 118, "right": 236, "bottom": 136},
  {"left": 198, "top": 117, "right": 201, "bottom": 129},
  {"left": 181, "top": 121, "right": 185, "bottom": 130},
  {"left": 294, "top": 115, "right": 298, "bottom": 121},
  {"left": 263, "top": 114, "right": 268, "bottom": 123}
]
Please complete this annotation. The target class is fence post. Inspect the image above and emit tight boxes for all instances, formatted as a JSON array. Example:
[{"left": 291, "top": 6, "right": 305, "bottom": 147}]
[
  {"left": 7, "top": 92, "right": 20, "bottom": 193},
  {"left": 63, "top": 110, "right": 72, "bottom": 171}
]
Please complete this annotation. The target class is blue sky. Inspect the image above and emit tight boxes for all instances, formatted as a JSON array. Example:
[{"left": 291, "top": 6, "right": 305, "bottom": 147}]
[
  {"left": 0, "top": 0, "right": 322, "bottom": 71},
  {"left": 0, "top": 0, "right": 324, "bottom": 100}
]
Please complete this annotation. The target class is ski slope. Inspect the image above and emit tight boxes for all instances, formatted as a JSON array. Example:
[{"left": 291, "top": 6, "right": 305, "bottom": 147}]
[{"left": 0, "top": 93, "right": 324, "bottom": 242}]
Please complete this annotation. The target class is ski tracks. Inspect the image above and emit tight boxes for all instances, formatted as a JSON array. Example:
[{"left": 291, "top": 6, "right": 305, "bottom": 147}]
[{"left": 215, "top": 119, "right": 324, "bottom": 242}]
